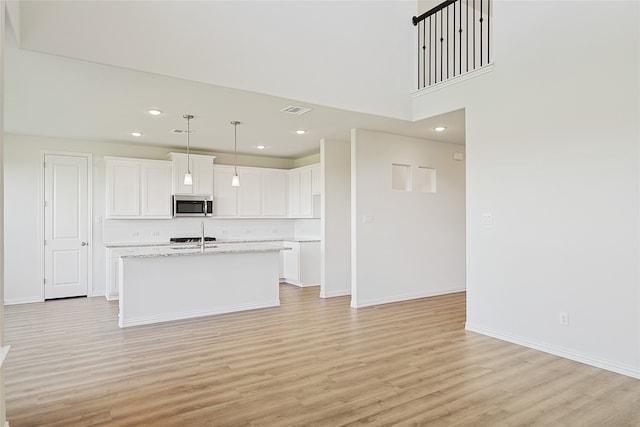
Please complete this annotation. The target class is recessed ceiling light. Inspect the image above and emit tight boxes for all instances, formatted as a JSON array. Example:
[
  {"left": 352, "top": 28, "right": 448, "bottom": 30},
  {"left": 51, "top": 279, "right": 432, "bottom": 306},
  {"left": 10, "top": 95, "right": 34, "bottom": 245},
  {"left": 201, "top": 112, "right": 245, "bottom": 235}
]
[
  {"left": 148, "top": 109, "right": 162, "bottom": 116},
  {"left": 296, "top": 130, "right": 307, "bottom": 135},
  {"left": 130, "top": 131, "right": 143, "bottom": 137},
  {"left": 434, "top": 126, "right": 447, "bottom": 132},
  {"left": 257, "top": 145, "right": 266, "bottom": 150}
]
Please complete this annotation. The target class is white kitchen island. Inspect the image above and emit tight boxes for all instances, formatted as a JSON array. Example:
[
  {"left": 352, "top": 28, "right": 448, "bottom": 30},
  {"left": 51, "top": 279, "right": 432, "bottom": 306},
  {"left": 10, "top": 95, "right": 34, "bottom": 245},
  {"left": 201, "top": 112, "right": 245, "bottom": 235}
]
[{"left": 118, "top": 243, "right": 284, "bottom": 328}]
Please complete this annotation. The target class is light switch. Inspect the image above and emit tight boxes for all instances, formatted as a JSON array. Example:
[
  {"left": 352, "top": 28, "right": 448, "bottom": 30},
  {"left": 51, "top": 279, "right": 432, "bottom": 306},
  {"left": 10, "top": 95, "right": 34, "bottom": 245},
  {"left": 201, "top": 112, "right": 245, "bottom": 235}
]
[
  {"left": 363, "top": 215, "right": 374, "bottom": 224},
  {"left": 480, "top": 213, "right": 493, "bottom": 225},
  {"left": 453, "top": 152, "right": 465, "bottom": 161}
]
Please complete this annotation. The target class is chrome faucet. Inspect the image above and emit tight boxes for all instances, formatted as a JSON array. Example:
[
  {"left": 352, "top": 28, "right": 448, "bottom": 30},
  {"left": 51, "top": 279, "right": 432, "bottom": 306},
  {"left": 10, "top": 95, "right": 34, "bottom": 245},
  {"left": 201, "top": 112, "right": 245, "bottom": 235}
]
[{"left": 200, "top": 221, "right": 205, "bottom": 253}]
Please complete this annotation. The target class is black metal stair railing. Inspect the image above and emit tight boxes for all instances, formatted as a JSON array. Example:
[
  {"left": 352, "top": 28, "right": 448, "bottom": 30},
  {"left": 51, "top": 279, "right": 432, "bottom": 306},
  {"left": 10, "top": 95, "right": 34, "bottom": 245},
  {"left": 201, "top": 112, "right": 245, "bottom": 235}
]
[{"left": 413, "top": 0, "right": 492, "bottom": 90}]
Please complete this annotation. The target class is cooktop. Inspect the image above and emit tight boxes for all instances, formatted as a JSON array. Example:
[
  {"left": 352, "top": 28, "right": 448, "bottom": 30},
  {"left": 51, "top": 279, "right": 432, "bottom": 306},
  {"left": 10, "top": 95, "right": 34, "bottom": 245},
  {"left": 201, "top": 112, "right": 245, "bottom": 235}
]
[{"left": 170, "top": 237, "right": 217, "bottom": 244}]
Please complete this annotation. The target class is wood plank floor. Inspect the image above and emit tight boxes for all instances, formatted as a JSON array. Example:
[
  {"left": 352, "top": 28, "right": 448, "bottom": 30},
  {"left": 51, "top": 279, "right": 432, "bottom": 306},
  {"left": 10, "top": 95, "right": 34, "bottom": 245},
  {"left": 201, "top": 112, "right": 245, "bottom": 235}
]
[{"left": 4, "top": 285, "right": 640, "bottom": 426}]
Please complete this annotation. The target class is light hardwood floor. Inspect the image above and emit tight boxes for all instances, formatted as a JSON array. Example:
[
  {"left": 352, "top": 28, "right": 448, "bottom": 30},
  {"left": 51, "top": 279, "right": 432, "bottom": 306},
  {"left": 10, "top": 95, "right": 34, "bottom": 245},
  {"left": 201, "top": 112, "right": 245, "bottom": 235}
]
[{"left": 4, "top": 285, "right": 640, "bottom": 426}]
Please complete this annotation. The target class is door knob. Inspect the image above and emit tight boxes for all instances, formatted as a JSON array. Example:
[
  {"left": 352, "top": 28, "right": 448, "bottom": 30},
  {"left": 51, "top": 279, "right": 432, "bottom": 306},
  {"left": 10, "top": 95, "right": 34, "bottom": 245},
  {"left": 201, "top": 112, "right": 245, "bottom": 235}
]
[{"left": 81, "top": 242, "right": 88, "bottom": 246}]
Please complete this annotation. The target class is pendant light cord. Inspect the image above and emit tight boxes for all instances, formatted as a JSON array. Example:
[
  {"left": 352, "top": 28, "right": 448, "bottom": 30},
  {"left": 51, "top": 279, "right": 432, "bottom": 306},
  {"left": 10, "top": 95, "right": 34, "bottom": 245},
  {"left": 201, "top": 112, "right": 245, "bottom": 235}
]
[
  {"left": 234, "top": 122, "right": 238, "bottom": 175},
  {"left": 186, "top": 116, "right": 191, "bottom": 174}
]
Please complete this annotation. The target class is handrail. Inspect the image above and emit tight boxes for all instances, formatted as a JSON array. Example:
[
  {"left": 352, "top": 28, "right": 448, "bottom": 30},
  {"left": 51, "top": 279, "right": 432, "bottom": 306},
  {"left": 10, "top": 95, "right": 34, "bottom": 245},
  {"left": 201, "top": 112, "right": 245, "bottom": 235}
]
[
  {"left": 412, "top": 0, "right": 492, "bottom": 90},
  {"left": 412, "top": 0, "right": 457, "bottom": 26}
]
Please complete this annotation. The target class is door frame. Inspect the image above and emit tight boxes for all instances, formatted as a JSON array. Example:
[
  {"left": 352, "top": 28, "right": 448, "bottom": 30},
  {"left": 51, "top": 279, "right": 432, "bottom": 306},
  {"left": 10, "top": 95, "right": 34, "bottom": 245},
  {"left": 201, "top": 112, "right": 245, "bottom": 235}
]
[{"left": 39, "top": 150, "right": 93, "bottom": 301}]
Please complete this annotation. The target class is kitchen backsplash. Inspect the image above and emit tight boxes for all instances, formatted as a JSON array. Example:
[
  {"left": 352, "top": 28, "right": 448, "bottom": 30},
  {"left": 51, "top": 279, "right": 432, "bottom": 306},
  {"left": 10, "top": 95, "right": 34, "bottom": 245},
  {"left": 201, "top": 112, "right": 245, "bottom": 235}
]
[{"left": 103, "top": 218, "right": 319, "bottom": 243}]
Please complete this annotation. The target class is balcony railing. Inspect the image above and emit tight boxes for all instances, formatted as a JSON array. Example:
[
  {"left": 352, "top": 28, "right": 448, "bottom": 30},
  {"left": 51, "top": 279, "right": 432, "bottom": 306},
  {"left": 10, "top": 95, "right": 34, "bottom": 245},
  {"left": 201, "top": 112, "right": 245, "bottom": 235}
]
[{"left": 413, "top": 0, "right": 492, "bottom": 90}]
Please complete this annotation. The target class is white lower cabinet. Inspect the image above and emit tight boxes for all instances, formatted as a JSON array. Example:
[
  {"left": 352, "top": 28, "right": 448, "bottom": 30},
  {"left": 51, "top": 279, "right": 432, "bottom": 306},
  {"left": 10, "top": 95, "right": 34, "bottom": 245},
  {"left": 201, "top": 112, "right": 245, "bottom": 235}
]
[
  {"left": 282, "top": 241, "right": 320, "bottom": 286},
  {"left": 106, "top": 249, "right": 120, "bottom": 300}
]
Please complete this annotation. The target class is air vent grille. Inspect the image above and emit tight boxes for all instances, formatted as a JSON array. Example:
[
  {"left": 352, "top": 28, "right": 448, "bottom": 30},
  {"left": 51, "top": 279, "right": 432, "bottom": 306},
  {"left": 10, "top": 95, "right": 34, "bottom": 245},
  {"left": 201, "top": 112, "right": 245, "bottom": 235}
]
[
  {"left": 280, "top": 105, "right": 312, "bottom": 115},
  {"left": 170, "top": 129, "right": 193, "bottom": 134}
]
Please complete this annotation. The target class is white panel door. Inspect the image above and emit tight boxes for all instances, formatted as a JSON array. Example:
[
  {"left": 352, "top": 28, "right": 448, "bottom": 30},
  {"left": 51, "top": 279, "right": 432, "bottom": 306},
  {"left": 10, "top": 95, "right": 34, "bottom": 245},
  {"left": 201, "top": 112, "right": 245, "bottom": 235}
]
[{"left": 44, "top": 154, "right": 89, "bottom": 299}]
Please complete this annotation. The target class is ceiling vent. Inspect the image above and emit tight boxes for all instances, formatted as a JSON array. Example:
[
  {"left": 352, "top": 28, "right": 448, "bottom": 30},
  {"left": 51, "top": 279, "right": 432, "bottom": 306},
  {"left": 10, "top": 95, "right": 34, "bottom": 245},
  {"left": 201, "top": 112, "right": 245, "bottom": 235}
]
[
  {"left": 280, "top": 105, "right": 312, "bottom": 115},
  {"left": 170, "top": 129, "right": 193, "bottom": 134}
]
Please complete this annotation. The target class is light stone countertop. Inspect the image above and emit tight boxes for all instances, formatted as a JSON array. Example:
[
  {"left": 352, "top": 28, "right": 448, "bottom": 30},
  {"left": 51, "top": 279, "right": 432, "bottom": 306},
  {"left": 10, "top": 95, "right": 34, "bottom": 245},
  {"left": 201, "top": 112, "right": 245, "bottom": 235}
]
[
  {"left": 105, "top": 237, "right": 320, "bottom": 249},
  {"left": 118, "top": 242, "right": 289, "bottom": 259}
]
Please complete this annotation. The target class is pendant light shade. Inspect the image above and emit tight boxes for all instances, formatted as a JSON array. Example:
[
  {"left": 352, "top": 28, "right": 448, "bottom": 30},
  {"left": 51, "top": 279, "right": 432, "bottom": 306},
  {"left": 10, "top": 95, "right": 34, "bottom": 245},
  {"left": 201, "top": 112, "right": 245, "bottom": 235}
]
[
  {"left": 183, "top": 114, "right": 194, "bottom": 185},
  {"left": 231, "top": 121, "right": 241, "bottom": 187}
]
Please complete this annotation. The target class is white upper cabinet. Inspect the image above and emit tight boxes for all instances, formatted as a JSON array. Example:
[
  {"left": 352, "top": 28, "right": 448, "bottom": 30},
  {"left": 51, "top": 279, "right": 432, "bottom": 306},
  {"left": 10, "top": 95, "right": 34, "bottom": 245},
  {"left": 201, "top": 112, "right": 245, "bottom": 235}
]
[
  {"left": 262, "top": 171, "right": 288, "bottom": 217},
  {"left": 237, "top": 168, "right": 262, "bottom": 217},
  {"left": 213, "top": 166, "right": 238, "bottom": 217},
  {"left": 213, "top": 165, "right": 288, "bottom": 218},
  {"left": 299, "top": 168, "right": 313, "bottom": 217},
  {"left": 106, "top": 157, "right": 172, "bottom": 219},
  {"left": 311, "top": 165, "right": 321, "bottom": 195},
  {"left": 140, "top": 163, "right": 173, "bottom": 217},
  {"left": 169, "top": 153, "right": 215, "bottom": 195},
  {"left": 288, "top": 164, "right": 318, "bottom": 218}
]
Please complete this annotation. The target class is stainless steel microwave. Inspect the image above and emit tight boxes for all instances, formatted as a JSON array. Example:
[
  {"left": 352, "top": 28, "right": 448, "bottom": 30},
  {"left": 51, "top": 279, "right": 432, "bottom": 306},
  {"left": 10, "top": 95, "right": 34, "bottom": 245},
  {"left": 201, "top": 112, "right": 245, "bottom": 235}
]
[{"left": 173, "top": 194, "right": 214, "bottom": 217}]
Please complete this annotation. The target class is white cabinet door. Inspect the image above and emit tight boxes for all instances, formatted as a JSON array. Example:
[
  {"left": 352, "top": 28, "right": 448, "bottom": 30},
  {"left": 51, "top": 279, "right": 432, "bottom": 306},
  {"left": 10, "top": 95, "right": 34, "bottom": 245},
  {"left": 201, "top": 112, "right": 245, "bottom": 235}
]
[
  {"left": 106, "top": 157, "right": 172, "bottom": 219},
  {"left": 300, "top": 168, "right": 313, "bottom": 217},
  {"left": 106, "top": 249, "right": 120, "bottom": 301},
  {"left": 262, "top": 170, "right": 288, "bottom": 217},
  {"left": 106, "top": 160, "right": 140, "bottom": 217},
  {"left": 213, "top": 166, "right": 237, "bottom": 216},
  {"left": 311, "top": 165, "right": 321, "bottom": 195},
  {"left": 194, "top": 157, "right": 214, "bottom": 195},
  {"left": 169, "top": 153, "right": 215, "bottom": 195},
  {"left": 172, "top": 155, "right": 192, "bottom": 195},
  {"left": 141, "top": 163, "right": 172, "bottom": 218},
  {"left": 282, "top": 241, "right": 300, "bottom": 284},
  {"left": 289, "top": 171, "right": 301, "bottom": 217},
  {"left": 237, "top": 168, "right": 262, "bottom": 216}
]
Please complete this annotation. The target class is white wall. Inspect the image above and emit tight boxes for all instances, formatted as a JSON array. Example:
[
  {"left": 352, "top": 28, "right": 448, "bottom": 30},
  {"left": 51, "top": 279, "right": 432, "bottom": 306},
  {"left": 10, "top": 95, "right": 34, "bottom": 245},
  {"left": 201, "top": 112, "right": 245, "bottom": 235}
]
[
  {"left": 0, "top": 0, "right": 7, "bottom": 422},
  {"left": 412, "top": 1, "right": 640, "bottom": 378},
  {"left": 3, "top": 134, "right": 317, "bottom": 304},
  {"left": 19, "top": 1, "right": 416, "bottom": 120},
  {"left": 321, "top": 138, "right": 352, "bottom": 298},
  {"left": 351, "top": 129, "right": 466, "bottom": 307}
]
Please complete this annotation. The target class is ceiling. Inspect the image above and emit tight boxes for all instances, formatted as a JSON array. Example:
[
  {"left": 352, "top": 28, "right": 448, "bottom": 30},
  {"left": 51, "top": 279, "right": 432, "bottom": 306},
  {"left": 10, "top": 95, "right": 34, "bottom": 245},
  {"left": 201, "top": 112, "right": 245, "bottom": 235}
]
[{"left": 5, "top": 1, "right": 465, "bottom": 160}]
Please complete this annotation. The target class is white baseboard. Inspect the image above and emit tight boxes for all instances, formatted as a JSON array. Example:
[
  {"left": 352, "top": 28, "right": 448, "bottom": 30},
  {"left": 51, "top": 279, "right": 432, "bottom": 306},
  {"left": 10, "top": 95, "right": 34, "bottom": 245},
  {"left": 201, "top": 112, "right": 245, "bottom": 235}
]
[
  {"left": 351, "top": 287, "right": 466, "bottom": 308},
  {"left": 4, "top": 297, "right": 42, "bottom": 305},
  {"left": 320, "top": 289, "right": 351, "bottom": 298},
  {"left": 465, "top": 322, "right": 640, "bottom": 380},
  {"left": 119, "top": 299, "right": 280, "bottom": 328}
]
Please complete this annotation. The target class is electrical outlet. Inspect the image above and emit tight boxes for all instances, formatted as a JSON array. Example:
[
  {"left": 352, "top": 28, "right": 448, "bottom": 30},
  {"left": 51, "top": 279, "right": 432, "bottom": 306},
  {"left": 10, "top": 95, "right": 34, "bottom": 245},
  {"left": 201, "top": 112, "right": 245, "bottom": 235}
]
[
  {"left": 130, "top": 232, "right": 139, "bottom": 238},
  {"left": 152, "top": 231, "right": 160, "bottom": 237},
  {"left": 272, "top": 228, "right": 278, "bottom": 234},
  {"left": 559, "top": 312, "right": 569, "bottom": 326}
]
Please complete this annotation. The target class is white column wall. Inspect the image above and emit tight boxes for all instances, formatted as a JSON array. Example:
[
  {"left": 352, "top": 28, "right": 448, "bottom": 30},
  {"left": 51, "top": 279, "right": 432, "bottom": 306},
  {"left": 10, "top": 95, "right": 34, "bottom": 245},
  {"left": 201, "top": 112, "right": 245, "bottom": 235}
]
[
  {"left": 0, "top": 1, "right": 6, "bottom": 423},
  {"left": 320, "top": 138, "right": 351, "bottom": 298},
  {"left": 351, "top": 129, "right": 466, "bottom": 307},
  {"left": 412, "top": 1, "right": 640, "bottom": 377}
]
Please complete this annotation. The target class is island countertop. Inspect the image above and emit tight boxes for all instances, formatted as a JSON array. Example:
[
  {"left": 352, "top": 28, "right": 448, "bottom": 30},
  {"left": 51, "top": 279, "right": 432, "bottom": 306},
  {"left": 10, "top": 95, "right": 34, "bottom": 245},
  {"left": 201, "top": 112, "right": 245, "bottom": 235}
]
[
  {"left": 105, "top": 237, "right": 319, "bottom": 249},
  {"left": 118, "top": 242, "right": 288, "bottom": 259}
]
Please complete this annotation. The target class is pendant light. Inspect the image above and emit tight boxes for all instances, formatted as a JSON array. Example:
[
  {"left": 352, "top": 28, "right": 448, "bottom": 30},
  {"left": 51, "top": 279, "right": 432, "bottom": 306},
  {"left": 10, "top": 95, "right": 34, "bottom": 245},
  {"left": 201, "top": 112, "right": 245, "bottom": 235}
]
[
  {"left": 183, "top": 114, "right": 194, "bottom": 185},
  {"left": 231, "top": 121, "right": 241, "bottom": 187}
]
